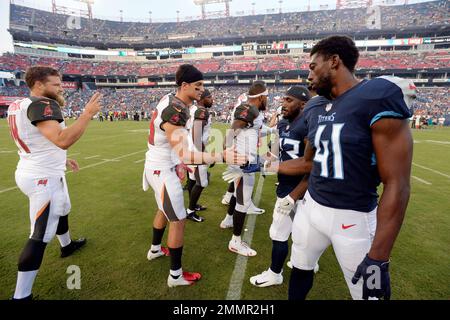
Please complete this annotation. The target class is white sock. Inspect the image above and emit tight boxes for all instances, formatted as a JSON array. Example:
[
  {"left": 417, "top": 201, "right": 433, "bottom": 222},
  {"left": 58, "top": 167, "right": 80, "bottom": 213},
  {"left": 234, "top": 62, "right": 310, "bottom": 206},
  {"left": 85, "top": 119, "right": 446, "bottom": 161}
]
[
  {"left": 57, "top": 231, "right": 71, "bottom": 248},
  {"left": 231, "top": 235, "right": 241, "bottom": 242},
  {"left": 224, "top": 192, "right": 232, "bottom": 200},
  {"left": 170, "top": 267, "right": 182, "bottom": 278},
  {"left": 150, "top": 244, "right": 161, "bottom": 252},
  {"left": 187, "top": 208, "right": 195, "bottom": 214},
  {"left": 14, "top": 270, "right": 38, "bottom": 299}
]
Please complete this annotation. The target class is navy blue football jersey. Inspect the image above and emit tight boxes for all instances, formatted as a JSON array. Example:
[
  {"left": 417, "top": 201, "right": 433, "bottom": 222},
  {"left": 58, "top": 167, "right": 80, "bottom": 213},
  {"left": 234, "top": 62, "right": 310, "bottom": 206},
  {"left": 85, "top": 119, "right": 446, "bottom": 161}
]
[
  {"left": 304, "top": 76, "right": 414, "bottom": 212},
  {"left": 276, "top": 113, "right": 308, "bottom": 198}
]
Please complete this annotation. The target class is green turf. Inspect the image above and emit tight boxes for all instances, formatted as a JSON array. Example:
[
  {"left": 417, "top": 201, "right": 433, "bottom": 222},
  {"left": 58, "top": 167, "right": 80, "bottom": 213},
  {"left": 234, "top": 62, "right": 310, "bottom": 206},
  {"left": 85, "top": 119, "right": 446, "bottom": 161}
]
[{"left": 0, "top": 120, "right": 449, "bottom": 300}]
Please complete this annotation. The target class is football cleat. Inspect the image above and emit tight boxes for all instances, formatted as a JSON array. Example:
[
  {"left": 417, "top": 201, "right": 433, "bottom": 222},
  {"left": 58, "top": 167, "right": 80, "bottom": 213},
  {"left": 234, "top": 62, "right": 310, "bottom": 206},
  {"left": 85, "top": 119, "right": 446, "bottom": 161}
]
[
  {"left": 167, "top": 271, "right": 201, "bottom": 288},
  {"left": 195, "top": 204, "right": 207, "bottom": 211},
  {"left": 220, "top": 215, "right": 233, "bottom": 229},
  {"left": 147, "top": 246, "right": 170, "bottom": 261},
  {"left": 250, "top": 269, "right": 283, "bottom": 287},
  {"left": 228, "top": 239, "right": 257, "bottom": 257},
  {"left": 187, "top": 210, "right": 205, "bottom": 222},
  {"left": 247, "top": 202, "right": 265, "bottom": 215},
  {"left": 60, "top": 238, "right": 86, "bottom": 258},
  {"left": 182, "top": 271, "right": 202, "bottom": 281}
]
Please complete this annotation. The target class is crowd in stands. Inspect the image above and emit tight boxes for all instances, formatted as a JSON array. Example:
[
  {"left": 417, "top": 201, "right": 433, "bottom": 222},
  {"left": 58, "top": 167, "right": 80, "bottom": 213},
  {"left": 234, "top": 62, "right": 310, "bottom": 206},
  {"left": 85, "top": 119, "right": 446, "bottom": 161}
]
[
  {"left": 9, "top": 1, "right": 449, "bottom": 44},
  {"left": 1, "top": 50, "right": 449, "bottom": 77},
  {"left": 1, "top": 83, "right": 448, "bottom": 123}
]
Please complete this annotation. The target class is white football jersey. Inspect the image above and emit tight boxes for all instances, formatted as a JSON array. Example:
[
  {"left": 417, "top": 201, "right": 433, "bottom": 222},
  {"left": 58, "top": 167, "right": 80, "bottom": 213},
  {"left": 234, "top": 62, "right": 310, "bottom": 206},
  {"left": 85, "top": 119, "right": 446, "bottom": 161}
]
[
  {"left": 145, "top": 94, "right": 190, "bottom": 170},
  {"left": 187, "top": 103, "right": 212, "bottom": 150},
  {"left": 7, "top": 97, "right": 67, "bottom": 177},
  {"left": 232, "top": 102, "right": 261, "bottom": 164}
]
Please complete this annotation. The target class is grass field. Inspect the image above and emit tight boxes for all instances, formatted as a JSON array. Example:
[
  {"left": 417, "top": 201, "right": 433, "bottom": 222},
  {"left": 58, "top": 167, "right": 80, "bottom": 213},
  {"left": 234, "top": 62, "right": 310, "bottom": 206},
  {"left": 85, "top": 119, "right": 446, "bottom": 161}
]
[{"left": 0, "top": 119, "right": 449, "bottom": 300}]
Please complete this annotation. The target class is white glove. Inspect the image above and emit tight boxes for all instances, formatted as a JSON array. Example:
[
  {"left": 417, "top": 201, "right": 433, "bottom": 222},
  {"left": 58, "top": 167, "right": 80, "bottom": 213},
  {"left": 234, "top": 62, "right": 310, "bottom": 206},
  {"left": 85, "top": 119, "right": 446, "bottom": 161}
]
[
  {"left": 222, "top": 166, "right": 243, "bottom": 183},
  {"left": 276, "top": 195, "right": 296, "bottom": 215},
  {"left": 262, "top": 159, "right": 277, "bottom": 175}
]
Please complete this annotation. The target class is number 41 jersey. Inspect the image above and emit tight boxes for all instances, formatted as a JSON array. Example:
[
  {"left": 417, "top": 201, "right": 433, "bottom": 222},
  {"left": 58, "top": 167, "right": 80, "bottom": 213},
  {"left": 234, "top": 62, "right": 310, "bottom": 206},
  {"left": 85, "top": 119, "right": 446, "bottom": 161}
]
[{"left": 304, "top": 76, "right": 415, "bottom": 212}]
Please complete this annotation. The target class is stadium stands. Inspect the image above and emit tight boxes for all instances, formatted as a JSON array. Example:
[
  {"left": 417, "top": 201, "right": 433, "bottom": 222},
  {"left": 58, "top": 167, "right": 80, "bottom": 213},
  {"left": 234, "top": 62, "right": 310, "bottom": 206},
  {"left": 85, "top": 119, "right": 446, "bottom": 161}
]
[
  {"left": 1, "top": 50, "right": 449, "bottom": 76},
  {"left": 9, "top": 1, "right": 449, "bottom": 44}
]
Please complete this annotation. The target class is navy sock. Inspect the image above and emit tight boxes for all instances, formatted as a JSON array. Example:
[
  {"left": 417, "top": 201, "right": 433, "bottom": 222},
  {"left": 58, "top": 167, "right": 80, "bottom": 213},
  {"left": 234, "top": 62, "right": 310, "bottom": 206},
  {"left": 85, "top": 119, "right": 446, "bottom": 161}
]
[
  {"left": 270, "top": 240, "right": 289, "bottom": 274},
  {"left": 288, "top": 267, "right": 314, "bottom": 300}
]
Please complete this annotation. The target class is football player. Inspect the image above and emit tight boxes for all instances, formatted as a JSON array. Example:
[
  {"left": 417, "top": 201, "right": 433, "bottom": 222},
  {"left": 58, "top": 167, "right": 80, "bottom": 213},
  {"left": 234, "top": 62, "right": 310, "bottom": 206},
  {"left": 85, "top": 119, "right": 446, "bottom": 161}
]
[
  {"left": 250, "top": 86, "right": 317, "bottom": 287},
  {"left": 270, "top": 36, "right": 415, "bottom": 300},
  {"left": 220, "top": 81, "right": 273, "bottom": 256},
  {"left": 8, "top": 66, "right": 102, "bottom": 299},
  {"left": 185, "top": 89, "right": 214, "bottom": 222},
  {"left": 143, "top": 64, "right": 246, "bottom": 287}
]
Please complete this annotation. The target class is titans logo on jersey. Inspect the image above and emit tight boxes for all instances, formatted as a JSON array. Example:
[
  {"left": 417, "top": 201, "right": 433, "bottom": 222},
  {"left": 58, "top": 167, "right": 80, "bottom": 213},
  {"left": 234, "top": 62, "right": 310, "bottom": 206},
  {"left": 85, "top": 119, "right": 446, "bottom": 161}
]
[
  {"left": 276, "top": 114, "right": 308, "bottom": 198},
  {"left": 304, "top": 76, "right": 414, "bottom": 212}
]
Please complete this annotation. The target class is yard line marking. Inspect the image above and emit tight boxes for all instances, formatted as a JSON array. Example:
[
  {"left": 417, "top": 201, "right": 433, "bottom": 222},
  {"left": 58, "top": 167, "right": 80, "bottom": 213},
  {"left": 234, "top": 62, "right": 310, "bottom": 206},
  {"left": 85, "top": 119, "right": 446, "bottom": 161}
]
[
  {"left": 413, "top": 162, "right": 450, "bottom": 179},
  {"left": 0, "top": 150, "right": 146, "bottom": 193},
  {"left": 84, "top": 155, "right": 99, "bottom": 159},
  {"left": 79, "top": 150, "right": 145, "bottom": 171},
  {"left": 101, "top": 159, "right": 121, "bottom": 162},
  {"left": 226, "top": 174, "right": 265, "bottom": 300},
  {"left": 425, "top": 140, "right": 450, "bottom": 145},
  {"left": 68, "top": 153, "right": 80, "bottom": 157},
  {"left": 412, "top": 175, "right": 432, "bottom": 185},
  {"left": 0, "top": 151, "right": 14, "bottom": 154},
  {"left": 0, "top": 186, "right": 18, "bottom": 194},
  {"left": 134, "top": 159, "right": 145, "bottom": 163}
]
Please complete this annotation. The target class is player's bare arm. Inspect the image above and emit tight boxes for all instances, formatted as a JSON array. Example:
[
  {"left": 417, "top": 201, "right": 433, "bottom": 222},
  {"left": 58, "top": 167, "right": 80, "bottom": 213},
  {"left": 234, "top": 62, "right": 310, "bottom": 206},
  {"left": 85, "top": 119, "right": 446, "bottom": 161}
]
[
  {"left": 164, "top": 121, "right": 247, "bottom": 165},
  {"left": 36, "top": 92, "right": 103, "bottom": 150},
  {"left": 273, "top": 138, "right": 314, "bottom": 176},
  {"left": 288, "top": 174, "right": 310, "bottom": 201},
  {"left": 369, "top": 118, "right": 413, "bottom": 261}
]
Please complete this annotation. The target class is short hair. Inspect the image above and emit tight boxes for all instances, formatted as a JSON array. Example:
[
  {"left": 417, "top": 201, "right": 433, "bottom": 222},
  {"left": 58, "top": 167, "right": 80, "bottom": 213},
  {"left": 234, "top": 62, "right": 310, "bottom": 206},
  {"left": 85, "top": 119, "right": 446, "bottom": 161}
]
[
  {"left": 310, "top": 36, "right": 359, "bottom": 72},
  {"left": 25, "top": 66, "right": 60, "bottom": 89},
  {"left": 175, "top": 64, "right": 203, "bottom": 86},
  {"left": 248, "top": 80, "right": 267, "bottom": 96}
]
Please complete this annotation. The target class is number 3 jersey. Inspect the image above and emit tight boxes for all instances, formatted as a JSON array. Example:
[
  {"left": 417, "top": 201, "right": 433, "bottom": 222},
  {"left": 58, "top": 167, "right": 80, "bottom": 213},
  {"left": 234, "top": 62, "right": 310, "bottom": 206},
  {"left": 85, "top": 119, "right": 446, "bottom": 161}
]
[
  {"left": 304, "top": 76, "right": 415, "bottom": 212},
  {"left": 7, "top": 97, "right": 66, "bottom": 176},
  {"left": 276, "top": 114, "right": 308, "bottom": 198}
]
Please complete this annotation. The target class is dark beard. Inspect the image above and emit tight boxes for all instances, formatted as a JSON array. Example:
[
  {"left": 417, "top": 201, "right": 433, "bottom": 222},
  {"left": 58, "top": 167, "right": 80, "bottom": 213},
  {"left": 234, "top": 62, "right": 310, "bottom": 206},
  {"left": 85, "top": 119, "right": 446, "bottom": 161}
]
[
  {"left": 203, "top": 101, "right": 213, "bottom": 108},
  {"left": 315, "top": 74, "right": 333, "bottom": 100},
  {"left": 259, "top": 101, "right": 267, "bottom": 111},
  {"left": 44, "top": 90, "right": 65, "bottom": 107}
]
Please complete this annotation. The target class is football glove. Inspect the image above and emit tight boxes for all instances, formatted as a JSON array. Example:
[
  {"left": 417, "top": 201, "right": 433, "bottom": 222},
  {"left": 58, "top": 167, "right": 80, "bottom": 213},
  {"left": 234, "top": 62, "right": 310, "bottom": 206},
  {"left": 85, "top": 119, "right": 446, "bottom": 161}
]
[
  {"left": 275, "top": 195, "right": 296, "bottom": 215},
  {"left": 222, "top": 166, "right": 243, "bottom": 183},
  {"left": 351, "top": 254, "right": 391, "bottom": 300}
]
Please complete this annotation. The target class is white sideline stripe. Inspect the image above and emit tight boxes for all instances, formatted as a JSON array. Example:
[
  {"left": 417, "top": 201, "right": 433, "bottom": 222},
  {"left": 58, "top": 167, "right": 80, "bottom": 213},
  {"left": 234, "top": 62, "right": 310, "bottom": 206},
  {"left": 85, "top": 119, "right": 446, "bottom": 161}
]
[
  {"left": 0, "top": 150, "right": 146, "bottom": 193},
  {"left": 134, "top": 159, "right": 145, "bottom": 163},
  {"left": 226, "top": 174, "right": 265, "bottom": 300},
  {"left": 412, "top": 175, "right": 432, "bottom": 185},
  {"left": 84, "top": 155, "right": 99, "bottom": 159},
  {"left": 413, "top": 162, "right": 450, "bottom": 179}
]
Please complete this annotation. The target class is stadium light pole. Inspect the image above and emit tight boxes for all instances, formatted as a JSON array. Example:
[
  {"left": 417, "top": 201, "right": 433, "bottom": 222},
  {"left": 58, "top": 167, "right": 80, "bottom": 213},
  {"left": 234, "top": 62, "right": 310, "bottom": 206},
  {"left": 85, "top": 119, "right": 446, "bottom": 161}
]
[
  {"left": 149, "top": 11, "right": 152, "bottom": 23},
  {"left": 176, "top": 10, "right": 180, "bottom": 23},
  {"left": 120, "top": 9, "right": 123, "bottom": 22},
  {"left": 252, "top": 2, "right": 255, "bottom": 15},
  {"left": 279, "top": 0, "right": 283, "bottom": 14}
]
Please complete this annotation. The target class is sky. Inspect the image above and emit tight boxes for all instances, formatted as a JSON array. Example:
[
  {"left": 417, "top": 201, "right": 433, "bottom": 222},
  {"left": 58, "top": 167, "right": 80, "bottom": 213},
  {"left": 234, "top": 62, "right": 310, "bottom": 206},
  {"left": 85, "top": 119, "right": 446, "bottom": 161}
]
[{"left": 0, "top": 0, "right": 435, "bottom": 54}]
